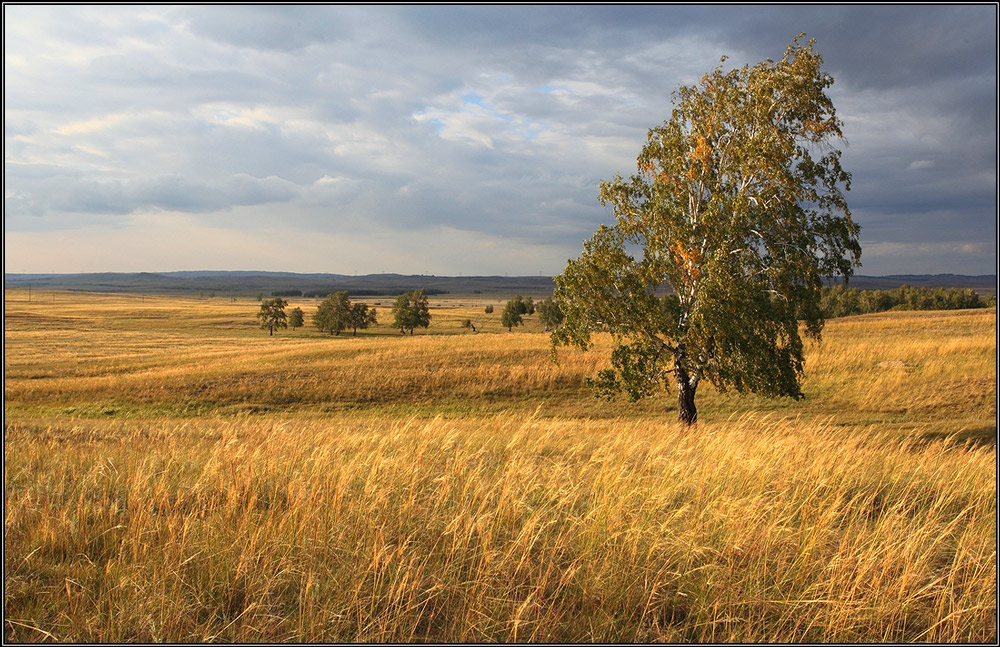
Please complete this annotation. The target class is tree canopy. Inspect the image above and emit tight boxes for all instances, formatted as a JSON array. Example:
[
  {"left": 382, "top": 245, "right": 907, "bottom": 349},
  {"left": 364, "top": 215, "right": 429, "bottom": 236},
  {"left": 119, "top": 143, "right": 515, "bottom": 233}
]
[
  {"left": 348, "top": 302, "right": 378, "bottom": 336},
  {"left": 500, "top": 299, "right": 523, "bottom": 331},
  {"left": 288, "top": 306, "right": 305, "bottom": 330},
  {"left": 257, "top": 298, "right": 288, "bottom": 336},
  {"left": 552, "top": 35, "right": 861, "bottom": 425},
  {"left": 392, "top": 289, "right": 431, "bottom": 335},
  {"left": 536, "top": 298, "right": 564, "bottom": 330},
  {"left": 313, "top": 292, "right": 352, "bottom": 336}
]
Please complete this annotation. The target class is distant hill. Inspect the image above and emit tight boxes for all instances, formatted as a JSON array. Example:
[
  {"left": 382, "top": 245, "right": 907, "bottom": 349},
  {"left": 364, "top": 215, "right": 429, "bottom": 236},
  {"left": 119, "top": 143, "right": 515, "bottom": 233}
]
[
  {"left": 4, "top": 271, "right": 996, "bottom": 297},
  {"left": 832, "top": 274, "right": 997, "bottom": 294},
  {"left": 3, "top": 271, "right": 560, "bottom": 298}
]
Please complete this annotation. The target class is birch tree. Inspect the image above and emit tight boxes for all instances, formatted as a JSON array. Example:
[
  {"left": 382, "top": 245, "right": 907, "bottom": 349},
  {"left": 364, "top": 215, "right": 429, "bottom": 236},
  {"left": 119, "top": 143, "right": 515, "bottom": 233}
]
[{"left": 552, "top": 35, "right": 861, "bottom": 425}]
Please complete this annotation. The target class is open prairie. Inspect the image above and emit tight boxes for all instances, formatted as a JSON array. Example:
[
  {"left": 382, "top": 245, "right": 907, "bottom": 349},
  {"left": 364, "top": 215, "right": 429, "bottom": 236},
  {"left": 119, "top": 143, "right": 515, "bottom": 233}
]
[{"left": 4, "top": 290, "right": 996, "bottom": 642}]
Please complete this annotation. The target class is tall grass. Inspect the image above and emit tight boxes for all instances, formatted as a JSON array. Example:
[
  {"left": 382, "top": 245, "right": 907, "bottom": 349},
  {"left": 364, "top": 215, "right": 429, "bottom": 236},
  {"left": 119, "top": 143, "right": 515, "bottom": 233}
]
[
  {"left": 4, "top": 290, "right": 996, "bottom": 641},
  {"left": 5, "top": 291, "right": 995, "bottom": 434},
  {"left": 4, "top": 414, "right": 994, "bottom": 642}
]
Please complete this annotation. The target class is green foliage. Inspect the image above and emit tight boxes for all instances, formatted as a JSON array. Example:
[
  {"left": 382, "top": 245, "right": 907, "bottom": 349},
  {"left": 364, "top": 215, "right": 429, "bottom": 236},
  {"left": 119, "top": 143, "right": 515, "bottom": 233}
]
[
  {"left": 348, "top": 302, "right": 377, "bottom": 336},
  {"left": 288, "top": 307, "right": 304, "bottom": 330},
  {"left": 586, "top": 341, "right": 668, "bottom": 402},
  {"left": 536, "top": 298, "right": 564, "bottom": 330},
  {"left": 500, "top": 300, "right": 523, "bottom": 331},
  {"left": 392, "top": 289, "right": 431, "bottom": 335},
  {"left": 500, "top": 294, "right": 536, "bottom": 330},
  {"left": 313, "top": 292, "right": 352, "bottom": 336},
  {"left": 552, "top": 35, "right": 861, "bottom": 424},
  {"left": 256, "top": 298, "right": 288, "bottom": 336},
  {"left": 484, "top": 304, "right": 494, "bottom": 314},
  {"left": 817, "top": 285, "right": 993, "bottom": 318},
  {"left": 505, "top": 295, "right": 535, "bottom": 317}
]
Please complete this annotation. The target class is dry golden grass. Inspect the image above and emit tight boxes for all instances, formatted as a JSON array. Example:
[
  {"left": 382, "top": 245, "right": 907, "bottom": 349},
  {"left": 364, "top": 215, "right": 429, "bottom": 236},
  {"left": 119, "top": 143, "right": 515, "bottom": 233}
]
[{"left": 3, "top": 289, "right": 996, "bottom": 642}]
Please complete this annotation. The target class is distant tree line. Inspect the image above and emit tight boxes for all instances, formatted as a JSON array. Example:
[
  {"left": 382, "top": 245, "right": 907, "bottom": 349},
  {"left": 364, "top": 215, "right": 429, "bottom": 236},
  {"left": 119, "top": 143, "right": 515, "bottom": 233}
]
[
  {"left": 813, "top": 285, "right": 996, "bottom": 319},
  {"left": 273, "top": 288, "right": 449, "bottom": 298}
]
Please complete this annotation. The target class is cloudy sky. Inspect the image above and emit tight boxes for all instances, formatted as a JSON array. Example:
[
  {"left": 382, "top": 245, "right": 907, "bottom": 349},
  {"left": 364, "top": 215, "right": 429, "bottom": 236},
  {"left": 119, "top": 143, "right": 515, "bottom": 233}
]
[{"left": 4, "top": 5, "right": 996, "bottom": 276}]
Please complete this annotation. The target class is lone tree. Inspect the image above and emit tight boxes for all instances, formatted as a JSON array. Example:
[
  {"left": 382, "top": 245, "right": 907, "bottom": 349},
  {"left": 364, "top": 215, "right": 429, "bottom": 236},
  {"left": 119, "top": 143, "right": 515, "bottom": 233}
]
[
  {"left": 500, "top": 299, "right": 523, "bottom": 331},
  {"left": 313, "top": 291, "right": 352, "bottom": 336},
  {"left": 552, "top": 36, "right": 861, "bottom": 425},
  {"left": 348, "top": 302, "right": 377, "bottom": 336},
  {"left": 257, "top": 298, "right": 288, "bottom": 336},
  {"left": 392, "top": 289, "right": 431, "bottom": 335},
  {"left": 288, "top": 306, "right": 305, "bottom": 331}
]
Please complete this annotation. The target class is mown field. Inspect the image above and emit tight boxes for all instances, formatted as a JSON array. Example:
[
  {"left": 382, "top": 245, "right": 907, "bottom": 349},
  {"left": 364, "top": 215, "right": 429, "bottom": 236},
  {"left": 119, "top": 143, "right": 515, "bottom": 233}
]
[{"left": 4, "top": 289, "right": 996, "bottom": 642}]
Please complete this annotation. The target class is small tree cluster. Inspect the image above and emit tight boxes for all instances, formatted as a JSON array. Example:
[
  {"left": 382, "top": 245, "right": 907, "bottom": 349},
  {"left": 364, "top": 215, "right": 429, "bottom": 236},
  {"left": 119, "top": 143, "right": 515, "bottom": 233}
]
[
  {"left": 313, "top": 292, "right": 351, "bottom": 335},
  {"left": 511, "top": 295, "right": 535, "bottom": 315},
  {"left": 314, "top": 292, "right": 377, "bottom": 336},
  {"left": 257, "top": 298, "right": 288, "bottom": 336},
  {"left": 392, "top": 289, "right": 431, "bottom": 335},
  {"left": 484, "top": 304, "right": 494, "bottom": 314},
  {"left": 500, "top": 295, "right": 536, "bottom": 331}
]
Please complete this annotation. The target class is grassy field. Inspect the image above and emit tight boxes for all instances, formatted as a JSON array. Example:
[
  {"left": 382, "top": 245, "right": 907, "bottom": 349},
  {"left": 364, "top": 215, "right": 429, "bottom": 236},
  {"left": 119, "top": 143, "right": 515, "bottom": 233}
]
[{"left": 4, "top": 289, "right": 996, "bottom": 642}]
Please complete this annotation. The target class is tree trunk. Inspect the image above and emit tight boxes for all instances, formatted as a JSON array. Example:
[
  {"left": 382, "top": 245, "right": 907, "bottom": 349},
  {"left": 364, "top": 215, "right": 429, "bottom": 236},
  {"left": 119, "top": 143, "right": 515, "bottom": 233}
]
[
  {"left": 269, "top": 325, "right": 273, "bottom": 336},
  {"left": 675, "top": 361, "right": 698, "bottom": 425}
]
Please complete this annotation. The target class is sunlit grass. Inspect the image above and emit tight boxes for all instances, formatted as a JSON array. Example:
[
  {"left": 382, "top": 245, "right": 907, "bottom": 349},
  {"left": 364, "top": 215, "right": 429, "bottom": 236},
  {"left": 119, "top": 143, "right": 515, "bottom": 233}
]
[
  {"left": 4, "top": 289, "right": 996, "bottom": 642},
  {"left": 5, "top": 414, "right": 994, "bottom": 642}
]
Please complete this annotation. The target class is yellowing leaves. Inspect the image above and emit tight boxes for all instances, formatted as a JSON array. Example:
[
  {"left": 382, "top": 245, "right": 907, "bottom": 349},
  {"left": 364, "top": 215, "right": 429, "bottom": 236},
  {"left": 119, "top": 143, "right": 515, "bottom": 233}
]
[
  {"left": 687, "top": 135, "right": 712, "bottom": 179},
  {"left": 671, "top": 240, "right": 703, "bottom": 285},
  {"left": 801, "top": 118, "right": 838, "bottom": 138}
]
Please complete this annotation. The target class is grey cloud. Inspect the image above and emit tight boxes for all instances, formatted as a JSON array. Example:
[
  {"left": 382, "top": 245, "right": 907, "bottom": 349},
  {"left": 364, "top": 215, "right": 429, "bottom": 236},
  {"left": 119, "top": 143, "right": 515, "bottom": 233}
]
[
  {"left": 179, "top": 6, "right": 352, "bottom": 52},
  {"left": 5, "top": 167, "right": 300, "bottom": 229},
  {"left": 3, "top": 5, "right": 996, "bottom": 274},
  {"left": 687, "top": 5, "right": 996, "bottom": 90}
]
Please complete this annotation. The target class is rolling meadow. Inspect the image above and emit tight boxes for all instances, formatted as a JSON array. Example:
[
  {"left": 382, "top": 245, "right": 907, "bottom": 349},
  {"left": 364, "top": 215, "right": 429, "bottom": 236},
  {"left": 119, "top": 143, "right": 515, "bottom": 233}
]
[{"left": 3, "top": 289, "right": 996, "bottom": 642}]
